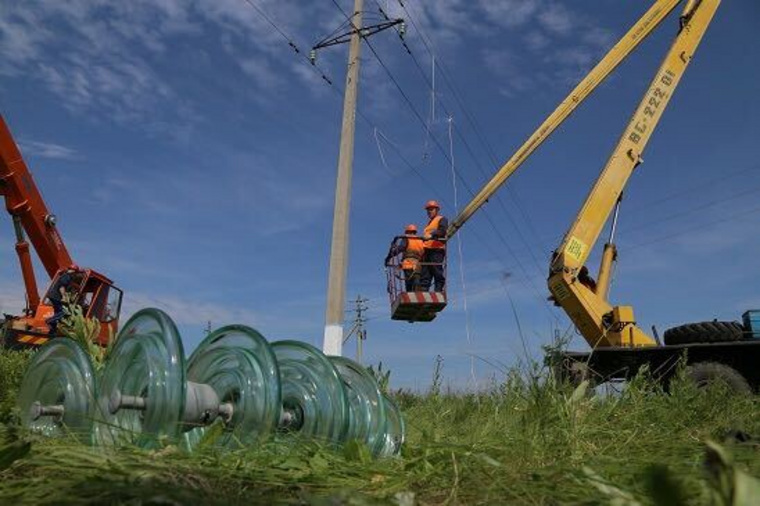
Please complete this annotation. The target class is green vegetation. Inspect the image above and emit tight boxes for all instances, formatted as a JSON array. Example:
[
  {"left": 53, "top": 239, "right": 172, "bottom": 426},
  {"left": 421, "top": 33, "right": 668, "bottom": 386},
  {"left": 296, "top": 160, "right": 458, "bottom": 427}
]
[
  {"left": 58, "top": 301, "right": 114, "bottom": 371},
  {"left": 0, "top": 347, "right": 32, "bottom": 423},
  {"left": 1, "top": 360, "right": 759, "bottom": 505},
  {"left": 0, "top": 301, "right": 106, "bottom": 423}
]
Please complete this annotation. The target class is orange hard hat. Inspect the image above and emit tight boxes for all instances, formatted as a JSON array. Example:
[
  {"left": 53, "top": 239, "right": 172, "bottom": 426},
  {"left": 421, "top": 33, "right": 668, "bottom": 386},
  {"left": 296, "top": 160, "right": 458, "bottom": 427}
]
[
  {"left": 424, "top": 200, "right": 440, "bottom": 210},
  {"left": 404, "top": 224, "right": 418, "bottom": 234}
]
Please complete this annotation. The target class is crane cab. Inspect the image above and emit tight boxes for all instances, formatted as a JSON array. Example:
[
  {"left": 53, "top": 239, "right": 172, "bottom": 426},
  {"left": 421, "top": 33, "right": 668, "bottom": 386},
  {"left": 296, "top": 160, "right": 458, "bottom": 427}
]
[
  {"left": 385, "top": 236, "right": 447, "bottom": 322},
  {"left": 5, "top": 268, "right": 123, "bottom": 348}
]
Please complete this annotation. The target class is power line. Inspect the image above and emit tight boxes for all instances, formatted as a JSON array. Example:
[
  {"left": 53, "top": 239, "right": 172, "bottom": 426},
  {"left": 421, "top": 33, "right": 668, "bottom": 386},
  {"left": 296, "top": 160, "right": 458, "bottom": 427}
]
[
  {"left": 367, "top": 0, "right": 553, "bottom": 303},
  {"left": 628, "top": 162, "right": 760, "bottom": 213},
  {"left": 393, "top": 0, "right": 549, "bottom": 258},
  {"left": 328, "top": 0, "right": 559, "bottom": 320},
  {"left": 374, "top": 13, "right": 550, "bottom": 283},
  {"left": 329, "top": 0, "right": 471, "bottom": 193},
  {"left": 239, "top": 0, "right": 335, "bottom": 85},
  {"left": 242, "top": 0, "right": 558, "bottom": 321},
  {"left": 624, "top": 202, "right": 760, "bottom": 249},
  {"left": 622, "top": 182, "right": 760, "bottom": 236}
]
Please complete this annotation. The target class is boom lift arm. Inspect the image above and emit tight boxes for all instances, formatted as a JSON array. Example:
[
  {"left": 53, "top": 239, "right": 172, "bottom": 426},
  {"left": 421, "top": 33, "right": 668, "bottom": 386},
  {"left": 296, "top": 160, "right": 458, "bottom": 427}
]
[
  {"left": 446, "top": 0, "right": 700, "bottom": 239},
  {"left": 436, "top": 1, "right": 720, "bottom": 349},
  {"left": 548, "top": 0, "right": 720, "bottom": 348}
]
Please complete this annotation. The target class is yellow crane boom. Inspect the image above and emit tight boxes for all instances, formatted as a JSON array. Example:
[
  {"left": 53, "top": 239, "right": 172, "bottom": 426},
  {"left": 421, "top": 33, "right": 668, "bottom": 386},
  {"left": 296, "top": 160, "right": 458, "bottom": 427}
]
[
  {"left": 446, "top": 0, "right": 694, "bottom": 239},
  {"left": 442, "top": 0, "right": 721, "bottom": 350},
  {"left": 548, "top": 0, "right": 720, "bottom": 348}
]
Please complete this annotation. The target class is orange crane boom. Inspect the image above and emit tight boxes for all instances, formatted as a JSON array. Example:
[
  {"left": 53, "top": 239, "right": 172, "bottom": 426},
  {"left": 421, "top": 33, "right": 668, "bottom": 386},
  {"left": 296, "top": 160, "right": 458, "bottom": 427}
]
[{"left": 0, "top": 114, "right": 122, "bottom": 348}]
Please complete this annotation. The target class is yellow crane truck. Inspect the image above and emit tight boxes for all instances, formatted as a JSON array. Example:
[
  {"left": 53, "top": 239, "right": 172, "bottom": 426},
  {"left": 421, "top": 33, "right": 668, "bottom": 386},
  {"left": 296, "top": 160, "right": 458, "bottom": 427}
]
[{"left": 445, "top": 0, "right": 758, "bottom": 392}]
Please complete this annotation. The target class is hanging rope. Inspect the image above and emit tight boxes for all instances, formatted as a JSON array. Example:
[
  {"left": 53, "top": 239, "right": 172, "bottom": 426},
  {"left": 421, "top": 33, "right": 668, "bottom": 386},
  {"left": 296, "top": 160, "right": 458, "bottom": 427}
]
[
  {"left": 448, "top": 116, "right": 475, "bottom": 386},
  {"left": 373, "top": 127, "right": 392, "bottom": 175}
]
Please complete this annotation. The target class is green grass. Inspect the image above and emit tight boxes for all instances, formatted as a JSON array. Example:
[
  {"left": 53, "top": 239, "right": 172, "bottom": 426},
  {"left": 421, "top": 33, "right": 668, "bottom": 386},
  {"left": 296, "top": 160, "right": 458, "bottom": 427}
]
[
  {"left": 1, "top": 357, "right": 759, "bottom": 504},
  {"left": 0, "top": 347, "right": 32, "bottom": 423}
]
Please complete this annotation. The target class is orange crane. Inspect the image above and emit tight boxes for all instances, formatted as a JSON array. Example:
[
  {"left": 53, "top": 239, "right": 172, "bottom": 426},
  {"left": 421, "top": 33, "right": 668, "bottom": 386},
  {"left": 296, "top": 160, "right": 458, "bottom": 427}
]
[{"left": 0, "top": 115, "right": 122, "bottom": 348}]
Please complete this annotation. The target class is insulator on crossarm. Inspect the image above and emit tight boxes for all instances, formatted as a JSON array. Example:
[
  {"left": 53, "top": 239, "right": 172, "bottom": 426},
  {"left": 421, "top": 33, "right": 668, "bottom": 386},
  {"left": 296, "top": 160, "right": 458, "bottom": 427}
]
[
  {"left": 399, "top": 21, "right": 406, "bottom": 38},
  {"left": 309, "top": 49, "right": 317, "bottom": 65}
]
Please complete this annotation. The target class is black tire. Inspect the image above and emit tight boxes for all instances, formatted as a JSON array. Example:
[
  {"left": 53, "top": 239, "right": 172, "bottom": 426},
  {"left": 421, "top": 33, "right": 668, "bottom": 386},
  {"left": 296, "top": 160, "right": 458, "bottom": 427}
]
[
  {"left": 684, "top": 362, "right": 751, "bottom": 394},
  {"left": 663, "top": 321, "right": 744, "bottom": 345}
]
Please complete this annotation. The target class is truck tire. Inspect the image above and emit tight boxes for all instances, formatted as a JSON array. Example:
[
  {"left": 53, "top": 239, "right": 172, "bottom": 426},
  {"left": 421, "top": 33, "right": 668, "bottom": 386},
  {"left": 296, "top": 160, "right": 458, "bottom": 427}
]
[
  {"left": 684, "top": 362, "right": 751, "bottom": 394},
  {"left": 663, "top": 321, "right": 744, "bottom": 345}
]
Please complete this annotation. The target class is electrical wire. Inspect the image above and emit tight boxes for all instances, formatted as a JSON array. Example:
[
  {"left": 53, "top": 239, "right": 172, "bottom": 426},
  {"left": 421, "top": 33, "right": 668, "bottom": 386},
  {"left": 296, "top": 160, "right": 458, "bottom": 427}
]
[
  {"left": 392, "top": 0, "right": 550, "bottom": 258},
  {"left": 628, "top": 162, "right": 760, "bottom": 213},
  {"left": 328, "top": 0, "right": 561, "bottom": 320},
  {"left": 242, "top": 0, "right": 561, "bottom": 325},
  {"left": 448, "top": 116, "right": 476, "bottom": 385},
  {"left": 239, "top": 0, "right": 334, "bottom": 85},
  {"left": 622, "top": 182, "right": 760, "bottom": 236},
  {"left": 373, "top": 0, "right": 556, "bottom": 310},
  {"left": 625, "top": 202, "right": 760, "bottom": 249}
]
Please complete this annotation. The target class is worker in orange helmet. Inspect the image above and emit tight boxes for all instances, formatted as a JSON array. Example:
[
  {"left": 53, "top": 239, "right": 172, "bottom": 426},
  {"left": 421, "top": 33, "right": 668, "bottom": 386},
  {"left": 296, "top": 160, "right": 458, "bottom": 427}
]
[
  {"left": 385, "top": 224, "right": 425, "bottom": 291},
  {"left": 419, "top": 200, "right": 447, "bottom": 292}
]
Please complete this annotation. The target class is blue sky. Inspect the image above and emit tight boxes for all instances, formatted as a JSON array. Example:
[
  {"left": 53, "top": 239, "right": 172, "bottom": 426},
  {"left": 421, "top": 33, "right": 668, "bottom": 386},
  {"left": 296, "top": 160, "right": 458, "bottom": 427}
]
[{"left": 1, "top": 0, "right": 758, "bottom": 390}]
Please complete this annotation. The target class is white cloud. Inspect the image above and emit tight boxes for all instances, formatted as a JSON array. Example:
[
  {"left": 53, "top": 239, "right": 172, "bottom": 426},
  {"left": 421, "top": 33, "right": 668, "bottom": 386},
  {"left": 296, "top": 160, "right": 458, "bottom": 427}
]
[
  {"left": 525, "top": 30, "right": 550, "bottom": 51},
  {"left": 123, "top": 291, "right": 261, "bottom": 326},
  {"left": 0, "top": 283, "right": 26, "bottom": 317},
  {"left": 481, "top": 48, "right": 534, "bottom": 97},
  {"left": 0, "top": 1, "right": 200, "bottom": 136},
  {"left": 476, "top": 2, "right": 614, "bottom": 95},
  {"left": 396, "top": 0, "right": 475, "bottom": 49},
  {"left": 19, "top": 140, "right": 82, "bottom": 161},
  {"left": 0, "top": 275, "right": 259, "bottom": 334},
  {"left": 478, "top": 0, "right": 541, "bottom": 28},
  {"left": 0, "top": 0, "right": 327, "bottom": 135},
  {"left": 537, "top": 3, "right": 574, "bottom": 35}
]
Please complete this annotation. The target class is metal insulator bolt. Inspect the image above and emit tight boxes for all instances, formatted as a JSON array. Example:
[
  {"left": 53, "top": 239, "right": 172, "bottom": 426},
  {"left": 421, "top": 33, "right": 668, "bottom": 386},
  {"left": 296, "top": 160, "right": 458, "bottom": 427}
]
[
  {"left": 109, "top": 390, "right": 147, "bottom": 414},
  {"left": 30, "top": 401, "right": 65, "bottom": 421}
]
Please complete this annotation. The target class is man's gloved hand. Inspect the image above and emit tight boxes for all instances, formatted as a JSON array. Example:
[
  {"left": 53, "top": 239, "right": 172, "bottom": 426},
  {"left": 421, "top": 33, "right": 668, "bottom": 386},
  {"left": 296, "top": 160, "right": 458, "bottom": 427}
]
[{"left": 422, "top": 234, "right": 431, "bottom": 240}]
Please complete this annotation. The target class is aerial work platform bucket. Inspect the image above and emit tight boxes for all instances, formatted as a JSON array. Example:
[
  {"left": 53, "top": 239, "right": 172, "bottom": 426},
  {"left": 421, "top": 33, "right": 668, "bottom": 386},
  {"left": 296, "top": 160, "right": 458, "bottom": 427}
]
[
  {"left": 385, "top": 235, "right": 447, "bottom": 323},
  {"left": 390, "top": 291, "right": 447, "bottom": 322}
]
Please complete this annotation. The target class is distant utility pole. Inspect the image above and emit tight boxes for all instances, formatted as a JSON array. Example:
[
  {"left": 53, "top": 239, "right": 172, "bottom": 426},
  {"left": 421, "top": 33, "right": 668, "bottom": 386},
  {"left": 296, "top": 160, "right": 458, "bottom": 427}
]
[
  {"left": 315, "top": 0, "right": 404, "bottom": 356},
  {"left": 344, "top": 295, "right": 369, "bottom": 363}
]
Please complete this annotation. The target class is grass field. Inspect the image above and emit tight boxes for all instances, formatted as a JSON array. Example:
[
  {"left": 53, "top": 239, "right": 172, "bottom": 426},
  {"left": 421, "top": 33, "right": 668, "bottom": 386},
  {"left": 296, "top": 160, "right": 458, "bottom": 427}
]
[{"left": 1, "top": 347, "right": 760, "bottom": 505}]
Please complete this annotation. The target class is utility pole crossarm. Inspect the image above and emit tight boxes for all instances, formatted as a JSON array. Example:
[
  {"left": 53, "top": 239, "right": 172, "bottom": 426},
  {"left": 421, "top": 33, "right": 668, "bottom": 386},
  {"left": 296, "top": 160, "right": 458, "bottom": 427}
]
[
  {"left": 313, "top": 19, "right": 404, "bottom": 51},
  {"left": 445, "top": 0, "right": 684, "bottom": 240}
]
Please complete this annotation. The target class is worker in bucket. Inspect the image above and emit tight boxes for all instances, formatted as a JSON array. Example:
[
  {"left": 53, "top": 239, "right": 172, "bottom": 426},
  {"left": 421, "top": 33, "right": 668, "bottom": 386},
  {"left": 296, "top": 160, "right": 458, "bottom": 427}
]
[
  {"left": 420, "top": 200, "right": 447, "bottom": 292},
  {"left": 385, "top": 224, "right": 425, "bottom": 291}
]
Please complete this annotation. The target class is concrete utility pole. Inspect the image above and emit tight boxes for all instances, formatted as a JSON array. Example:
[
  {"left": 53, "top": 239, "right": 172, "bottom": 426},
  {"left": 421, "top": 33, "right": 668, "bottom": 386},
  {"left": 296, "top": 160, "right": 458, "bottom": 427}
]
[
  {"left": 314, "top": 2, "right": 404, "bottom": 357},
  {"left": 323, "top": 0, "right": 363, "bottom": 357}
]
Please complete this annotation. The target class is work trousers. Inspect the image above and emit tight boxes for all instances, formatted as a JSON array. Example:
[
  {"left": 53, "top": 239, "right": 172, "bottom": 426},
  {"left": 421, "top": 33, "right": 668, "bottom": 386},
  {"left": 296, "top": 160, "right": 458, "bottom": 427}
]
[
  {"left": 47, "top": 299, "right": 65, "bottom": 335},
  {"left": 420, "top": 249, "right": 446, "bottom": 292},
  {"left": 403, "top": 269, "right": 420, "bottom": 292}
]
